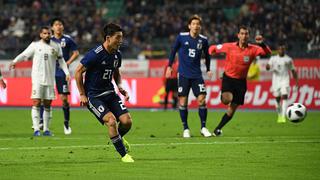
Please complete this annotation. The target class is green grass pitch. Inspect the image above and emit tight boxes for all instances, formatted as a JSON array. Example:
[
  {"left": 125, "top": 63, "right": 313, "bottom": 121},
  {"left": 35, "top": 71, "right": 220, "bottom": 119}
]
[{"left": 0, "top": 108, "right": 319, "bottom": 180}]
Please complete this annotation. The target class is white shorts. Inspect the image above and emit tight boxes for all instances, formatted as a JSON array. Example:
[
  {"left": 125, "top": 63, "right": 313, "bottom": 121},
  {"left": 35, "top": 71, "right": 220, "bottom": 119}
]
[
  {"left": 271, "top": 85, "right": 290, "bottom": 97},
  {"left": 31, "top": 84, "right": 56, "bottom": 100}
]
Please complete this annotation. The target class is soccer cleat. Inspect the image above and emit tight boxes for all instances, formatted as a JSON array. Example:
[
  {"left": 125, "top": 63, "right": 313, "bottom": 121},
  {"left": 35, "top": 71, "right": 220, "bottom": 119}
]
[
  {"left": 277, "top": 115, "right": 286, "bottom": 123},
  {"left": 33, "top": 130, "right": 41, "bottom": 136},
  {"left": 183, "top": 129, "right": 191, "bottom": 138},
  {"left": 43, "top": 130, "right": 53, "bottom": 136},
  {"left": 121, "top": 154, "right": 134, "bottom": 163},
  {"left": 122, "top": 137, "right": 131, "bottom": 152},
  {"left": 64, "top": 125, "right": 72, "bottom": 135},
  {"left": 200, "top": 127, "right": 212, "bottom": 137},
  {"left": 213, "top": 129, "right": 223, "bottom": 137}
]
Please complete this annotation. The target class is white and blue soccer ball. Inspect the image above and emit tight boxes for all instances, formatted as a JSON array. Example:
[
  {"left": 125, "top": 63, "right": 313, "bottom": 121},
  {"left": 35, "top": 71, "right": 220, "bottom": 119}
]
[{"left": 286, "top": 103, "right": 307, "bottom": 123}]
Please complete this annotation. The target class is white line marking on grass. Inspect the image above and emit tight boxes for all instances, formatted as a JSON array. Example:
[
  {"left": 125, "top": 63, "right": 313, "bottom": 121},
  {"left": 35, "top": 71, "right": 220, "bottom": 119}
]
[{"left": 0, "top": 140, "right": 319, "bottom": 151}]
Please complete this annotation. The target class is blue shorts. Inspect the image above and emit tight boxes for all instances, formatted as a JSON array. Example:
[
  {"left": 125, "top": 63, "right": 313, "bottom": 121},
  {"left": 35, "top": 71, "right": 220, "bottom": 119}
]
[
  {"left": 87, "top": 93, "right": 129, "bottom": 125},
  {"left": 55, "top": 76, "right": 70, "bottom": 95},
  {"left": 178, "top": 74, "right": 206, "bottom": 97}
]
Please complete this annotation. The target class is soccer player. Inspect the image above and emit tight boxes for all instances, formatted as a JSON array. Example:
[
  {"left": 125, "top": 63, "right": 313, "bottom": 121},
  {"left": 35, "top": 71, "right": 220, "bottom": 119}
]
[
  {"left": 0, "top": 69, "right": 6, "bottom": 89},
  {"left": 40, "top": 18, "right": 79, "bottom": 135},
  {"left": 266, "top": 42, "right": 298, "bottom": 123},
  {"left": 209, "top": 26, "right": 271, "bottom": 136},
  {"left": 9, "top": 26, "right": 70, "bottom": 136},
  {"left": 74, "top": 23, "right": 134, "bottom": 163},
  {"left": 166, "top": 15, "right": 213, "bottom": 138}
]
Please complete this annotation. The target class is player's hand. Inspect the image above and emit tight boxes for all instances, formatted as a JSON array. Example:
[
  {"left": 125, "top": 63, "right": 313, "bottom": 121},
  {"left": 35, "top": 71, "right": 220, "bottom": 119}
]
[
  {"left": 80, "top": 95, "right": 88, "bottom": 106},
  {"left": 255, "top": 35, "right": 264, "bottom": 44},
  {"left": 65, "top": 75, "right": 71, "bottom": 82},
  {"left": 165, "top": 66, "right": 172, "bottom": 78},
  {"left": 207, "top": 70, "right": 213, "bottom": 80},
  {"left": 9, "top": 62, "right": 16, "bottom": 70},
  {"left": 0, "top": 79, "right": 6, "bottom": 89},
  {"left": 119, "top": 87, "right": 129, "bottom": 101}
]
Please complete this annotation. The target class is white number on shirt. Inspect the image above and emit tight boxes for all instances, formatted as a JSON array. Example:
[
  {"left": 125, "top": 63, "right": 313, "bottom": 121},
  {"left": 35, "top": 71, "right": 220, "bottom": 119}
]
[
  {"left": 102, "top": 69, "right": 112, "bottom": 80},
  {"left": 188, "top": 48, "right": 196, "bottom": 58}
]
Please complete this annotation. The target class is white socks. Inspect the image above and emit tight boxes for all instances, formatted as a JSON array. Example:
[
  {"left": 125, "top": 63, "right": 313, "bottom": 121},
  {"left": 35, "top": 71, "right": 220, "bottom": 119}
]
[
  {"left": 275, "top": 102, "right": 281, "bottom": 116},
  {"left": 31, "top": 106, "right": 40, "bottom": 131},
  {"left": 43, "top": 107, "right": 52, "bottom": 131},
  {"left": 282, "top": 99, "right": 288, "bottom": 118}
]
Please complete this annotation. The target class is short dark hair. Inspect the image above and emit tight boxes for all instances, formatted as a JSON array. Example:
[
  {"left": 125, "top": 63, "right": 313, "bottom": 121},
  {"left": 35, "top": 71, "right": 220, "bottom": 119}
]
[
  {"left": 50, "top": 17, "right": 64, "bottom": 27},
  {"left": 39, "top": 26, "right": 50, "bottom": 33},
  {"left": 103, "top": 23, "right": 123, "bottom": 40},
  {"left": 238, "top": 25, "right": 249, "bottom": 33},
  {"left": 188, "top": 14, "right": 202, "bottom": 25}
]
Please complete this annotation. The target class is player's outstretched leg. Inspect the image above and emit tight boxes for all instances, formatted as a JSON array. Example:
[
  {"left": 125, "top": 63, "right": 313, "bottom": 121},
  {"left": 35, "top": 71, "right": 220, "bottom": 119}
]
[
  {"left": 104, "top": 113, "right": 134, "bottom": 162},
  {"left": 118, "top": 113, "right": 133, "bottom": 152},
  {"left": 213, "top": 103, "right": 238, "bottom": 136}
]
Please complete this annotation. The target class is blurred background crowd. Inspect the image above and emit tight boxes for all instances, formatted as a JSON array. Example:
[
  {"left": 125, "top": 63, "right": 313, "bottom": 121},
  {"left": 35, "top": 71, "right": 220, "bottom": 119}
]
[{"left": 0, "top": 0, "right": 319, "bottom": 59}]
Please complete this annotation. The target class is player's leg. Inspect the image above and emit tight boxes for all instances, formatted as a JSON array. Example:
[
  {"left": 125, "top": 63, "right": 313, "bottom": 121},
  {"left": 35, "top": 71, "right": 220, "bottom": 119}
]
[
  {"left": 56, "top": 76, "right": 71, "bottom": 134},
  {"left": 164, "top": 81, "right": 170, "bottom": 110},
  {"left": 31, "top": 83, "right": 43, "bottom": 136},
  {"left": 42, "top": 85, "right": 55, "bottom": 136},
  {"left": 39, "top": 102, "right": 44, "bottom": 129},
  {"left": 118, "top": 113, "right": 132, "bottom": 152},
  {"left": 42, "top": 99, "right": 53, "bottom": 136},
  {"left": 178, "top": 75, "right": 191, "bottom": 137},
  {"left": 278, "top": 86, "right": 290, "bottom": 123},
  {"left": 172, "top": 78, "right": 178, "bottom": 109},
  {"left": 87, "top": 96, "right": 133, "bottom": 162},
  {"left": 213, "top": 103, "right": 239, "bottom": 136},
  {"left": 31, "top": 99, "right": 41, "bottom": 136},
  {"left": 192, "top": 78, "right": 211, "bottom": 137}
]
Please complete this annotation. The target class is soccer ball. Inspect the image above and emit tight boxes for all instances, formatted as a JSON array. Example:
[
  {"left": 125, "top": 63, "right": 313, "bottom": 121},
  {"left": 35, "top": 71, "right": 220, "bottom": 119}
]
[{"left": 286, "top": 103, "right": 307, "bottom": 123}]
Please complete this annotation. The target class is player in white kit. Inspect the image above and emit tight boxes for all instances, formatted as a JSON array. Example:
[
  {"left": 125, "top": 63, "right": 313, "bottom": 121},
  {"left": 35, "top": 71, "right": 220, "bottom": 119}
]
[
  {"left": 266, "top": 42, "right": 298, "bottom": 123},
  {"left": 10, "top": 26, "right": 70, "bottom": 136}
]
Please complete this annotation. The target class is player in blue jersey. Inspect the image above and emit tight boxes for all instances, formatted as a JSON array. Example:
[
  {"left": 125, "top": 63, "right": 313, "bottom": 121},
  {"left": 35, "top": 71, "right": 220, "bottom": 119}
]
[
  {"left": 75, "top": 23, "right": 134, "bottom": 163},
  {"left": 166, "top": 15, "right": 213, "bottom": 138},
  {"left": 40, "top": 18, "right": 79, "bottom": 135}
]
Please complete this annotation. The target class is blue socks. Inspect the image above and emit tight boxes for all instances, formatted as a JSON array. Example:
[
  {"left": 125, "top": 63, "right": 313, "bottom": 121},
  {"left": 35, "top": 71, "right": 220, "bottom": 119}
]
[
  {"left": 179, "top": 106, "right": 189, "bottom": 130},
  {"left": 111, "top": 135, "right": 126, "bottom": 157},
  {"left": 198, "top": 105, "right": 207, "bottom": 128},
  {"left": 63, "top": 104, "right": 70, "bottom": 128}
]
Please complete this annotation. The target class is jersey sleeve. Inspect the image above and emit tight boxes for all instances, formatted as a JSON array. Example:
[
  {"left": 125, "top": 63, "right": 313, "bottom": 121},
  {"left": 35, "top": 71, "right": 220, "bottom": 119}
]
[
  {"left": 288, "top": 57, "right": 296, "bottom": 70},
  {"left": 254, "top": 44, "right": 272, "bottom": 56},
  {"left": 168, "top": 35, "right": 181, "bottom": 66},
  {"left": 13, "top": 42, "right": 35, "bottom": 63},
  {"left": 80, "top": 50, "right": 96, "bottom": 69},
  {"left": 68, "top": 37, "right": 78, "bottom": 51},
  {"left": 208, "top": 43, "right": 229, "bottom": 55},
  {"left": 203, "top": 39, "right": 211, "bottom": 71}
]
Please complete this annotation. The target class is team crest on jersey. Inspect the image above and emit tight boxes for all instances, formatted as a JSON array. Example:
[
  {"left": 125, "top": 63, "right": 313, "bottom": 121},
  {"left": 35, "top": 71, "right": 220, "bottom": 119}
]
[
  {"left": 197, "top": 42, "right": 202, "bottom": 50},
  {"left": 114, "top": 59, "right": 119, "bottom": 68},
  {"left": 60, "top": 39, "right": 66, "bottom": 48},
  {"left": 243, "top": 56, "right": 250, "bottom": 62}
]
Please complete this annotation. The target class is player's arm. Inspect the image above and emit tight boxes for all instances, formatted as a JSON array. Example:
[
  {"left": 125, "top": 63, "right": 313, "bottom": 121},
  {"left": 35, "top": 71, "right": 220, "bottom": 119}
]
[
  {"left": 57, "top": 46, "right": 70, "bottom": 81},
  {"left": 10, "top": 42, "right": 35, "bottom": 69},
  {"left": 255, "top": 35, "right": 272, "bottom": 56},
  {"left": 0, "top": 69, "right": 6, "bottom": 89},
  {"left": 166, "top": 35, "right": 180, "bottom": 78},
  {"left": 290, "top": 59, "right": 299, "bottom": 88},
  {"left": 66, "top": 39, "right": 79, "bottom": 65},
  {"left": 203, "top": 39, "right": 212, "bottom": 79},
  {"left": 208, "top": 43, "right": 229, "bottom": 56},
  {"left": 75, "top": 63, "right": 88, "bottom": 106},
  {"left": 114, "top": 68, "right": 129, "bottom": 101},
  {"left": 66, "top": 50, "right": 79, "bottom": 66}
]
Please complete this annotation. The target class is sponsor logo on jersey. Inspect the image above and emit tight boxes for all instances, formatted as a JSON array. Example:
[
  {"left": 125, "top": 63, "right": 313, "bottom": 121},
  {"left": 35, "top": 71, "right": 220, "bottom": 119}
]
[{"left": 184, "top": 41, "right": 189, "bottom": 45}]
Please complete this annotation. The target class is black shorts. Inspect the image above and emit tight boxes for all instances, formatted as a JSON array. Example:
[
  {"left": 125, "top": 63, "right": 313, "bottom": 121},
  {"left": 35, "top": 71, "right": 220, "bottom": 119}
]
[
  {"left": 221, "top": 73, "right": 247, "bottom": 105},
  {"left": 55, "top": 76, "right": 70, "bottom": 95},
  {"left": 165, "top": 78, "right": 178, "bottom": 93},
  {"left": 178, "top": 74, "right": 206, "bottom": 97},
  {"left": 87, "top": 93, "right": 129, "bottom": 125}
]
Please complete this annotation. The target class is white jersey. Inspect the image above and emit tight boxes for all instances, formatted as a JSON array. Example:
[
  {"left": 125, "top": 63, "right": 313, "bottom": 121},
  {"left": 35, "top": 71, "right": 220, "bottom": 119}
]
[
  {"left": 268, "top": 54, "right": 295, "bottom": 89},
  {"left": 13, "top": 40, "right": 69, "bottom": 86}
]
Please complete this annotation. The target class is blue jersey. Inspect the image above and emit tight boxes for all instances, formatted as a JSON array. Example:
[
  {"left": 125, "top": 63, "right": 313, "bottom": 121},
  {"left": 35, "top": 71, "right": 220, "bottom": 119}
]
[
  {"left": 80, "top": 45, "right": 122, "bottom": 97},
  {"left": 51, "top": 34, "right": 78, "bottom": 77},
  {"left": 169, "top": 32, "right": 210, "bottom": 79}
]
